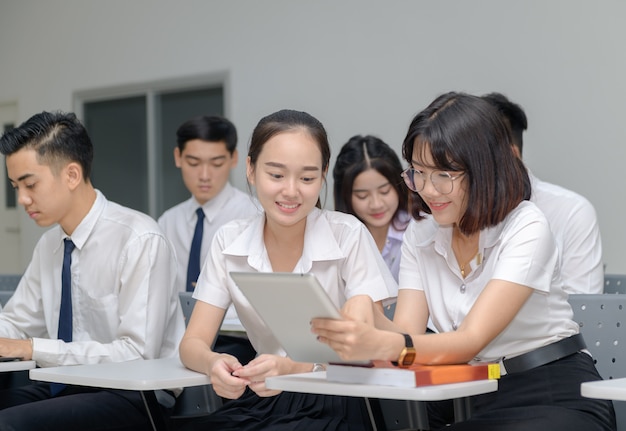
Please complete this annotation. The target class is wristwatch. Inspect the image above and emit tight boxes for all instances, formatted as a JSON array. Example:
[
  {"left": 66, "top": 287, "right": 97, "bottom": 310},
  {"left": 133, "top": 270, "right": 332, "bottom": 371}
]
[
  {"left": 394, "top": 333, "right": 416, "bottom": 367},
  {"left": 312, "top": 363, "right": 326, "bottom": 372}
]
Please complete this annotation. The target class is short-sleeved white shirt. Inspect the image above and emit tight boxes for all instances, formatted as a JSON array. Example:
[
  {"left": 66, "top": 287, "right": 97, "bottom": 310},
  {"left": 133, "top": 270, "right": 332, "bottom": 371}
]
[
  {"left": 530, "top": 173, "right": 603, "bottom": 294},
  {"left": 194, "top": 207, "right": 398, "bottom": 356},
  {"left": 399, "top": 201, "right": 579, "bottom": 363}
]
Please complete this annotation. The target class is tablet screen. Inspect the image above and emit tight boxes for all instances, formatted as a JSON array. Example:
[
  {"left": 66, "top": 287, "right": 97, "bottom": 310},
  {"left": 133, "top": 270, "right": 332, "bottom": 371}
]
[{"left": 230, "top": 271, "right": 356, "bottom": 364}]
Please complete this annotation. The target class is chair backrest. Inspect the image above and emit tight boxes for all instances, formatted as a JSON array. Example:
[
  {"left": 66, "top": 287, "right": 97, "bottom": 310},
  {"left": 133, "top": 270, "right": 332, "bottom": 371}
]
[
  {"left": 569, "top": 293, "right": 626, "bottom": 430},
  {"left": 0, "top": 274, "right": 22, "bottom": 307},
  {"left": 178, "top": 292, "right": 197, "bottom": 327},
  {"left": 174, "top": 291, "right": 222, "bottom": 419},
  {"left": 0, "top": 274, "right": 22, "bottom": 291},
  {"left": 604, "top": 274, "right": 626, "bottom": 294}
]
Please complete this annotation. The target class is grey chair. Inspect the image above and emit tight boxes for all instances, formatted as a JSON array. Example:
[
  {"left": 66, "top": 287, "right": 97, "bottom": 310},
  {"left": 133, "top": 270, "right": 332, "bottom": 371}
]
[
  {"left": 0, "top": 274, "right": 22, "bottom": 307},
  {"left": 569, "top": 293, "right": 626, "bottom": 430},
  {"left": 604, "top": 274, "right": 626, "bottom": 294},
  {"left": 171, "top": 292, "right": 222, "bottom": 421}
]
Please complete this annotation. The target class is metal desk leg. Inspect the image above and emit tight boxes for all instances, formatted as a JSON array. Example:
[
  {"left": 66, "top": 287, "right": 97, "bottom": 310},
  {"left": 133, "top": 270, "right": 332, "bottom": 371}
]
[
  {"left": 366, "top": 398, "right": 430, "bottom": 431},
  {"left": 140, "top": 390, "right": 169, "bottom": 431},
  {"left": 364, "top": 398, "right": 386, "bottom": 431},
  {"left": 452, "top": 397, "right": 472, "bottom": 422}
]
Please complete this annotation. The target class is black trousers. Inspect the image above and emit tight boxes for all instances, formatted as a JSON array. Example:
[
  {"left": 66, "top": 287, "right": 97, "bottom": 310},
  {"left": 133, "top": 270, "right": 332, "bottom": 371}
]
[
  {"left": 428, "top": 352, "right": 616, "bottom": 431},
  {"left": 0, "top": 382, "right": 160, "bottom": 431}
]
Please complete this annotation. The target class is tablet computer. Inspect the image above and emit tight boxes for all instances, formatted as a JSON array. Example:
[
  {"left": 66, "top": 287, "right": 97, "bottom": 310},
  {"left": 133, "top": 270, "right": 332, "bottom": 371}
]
[{"left": 230, "top": 271, "right": 363, "bottom": 364}]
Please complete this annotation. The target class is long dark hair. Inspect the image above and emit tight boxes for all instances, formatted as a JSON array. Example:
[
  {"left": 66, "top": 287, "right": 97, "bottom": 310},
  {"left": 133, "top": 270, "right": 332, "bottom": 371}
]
[{"left": 333, "top": 135, "right": 410, "bottom": 231}]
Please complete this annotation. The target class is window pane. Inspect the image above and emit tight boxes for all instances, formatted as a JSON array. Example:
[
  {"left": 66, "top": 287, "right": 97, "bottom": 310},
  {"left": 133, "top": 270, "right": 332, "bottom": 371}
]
[
  {"left": 157, "top": 87, "right": 224, "bottom": 216},
  {"left": 84, "top": 96, "right": 148, "bottom": 213}
]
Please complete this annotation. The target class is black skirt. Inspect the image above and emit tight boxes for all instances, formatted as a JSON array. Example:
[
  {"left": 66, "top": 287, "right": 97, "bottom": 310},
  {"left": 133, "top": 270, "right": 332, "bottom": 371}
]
[{"left": 177, "top": 387, "right": 373, "bottom": 431}]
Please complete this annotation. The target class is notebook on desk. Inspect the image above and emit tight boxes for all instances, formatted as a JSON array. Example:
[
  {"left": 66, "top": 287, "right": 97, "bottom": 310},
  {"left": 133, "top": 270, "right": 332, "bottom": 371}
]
[{"left": 229, "top": 271, "right": 368, "bottom": 365}]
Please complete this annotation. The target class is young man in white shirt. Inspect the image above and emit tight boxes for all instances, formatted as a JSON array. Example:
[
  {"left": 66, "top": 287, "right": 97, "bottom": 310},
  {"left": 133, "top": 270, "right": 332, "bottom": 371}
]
[
  {"left": 0, "top": 111, "right": 185, "bottom": 431},
  {"left": 483, "top": 92, "right": 604, "bottom": 294},
  {"left": 158, "top": 115, "right": 258, "bottom": 364}
]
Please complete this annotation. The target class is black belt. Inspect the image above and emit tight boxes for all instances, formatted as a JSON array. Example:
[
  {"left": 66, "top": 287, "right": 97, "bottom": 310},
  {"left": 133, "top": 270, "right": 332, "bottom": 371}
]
[{"left": 502, "top": 333, "right": 586, "bottom": 374}]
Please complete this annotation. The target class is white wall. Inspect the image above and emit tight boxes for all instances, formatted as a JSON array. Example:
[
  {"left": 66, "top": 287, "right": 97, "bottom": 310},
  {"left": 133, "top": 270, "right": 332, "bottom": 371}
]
[{"left": 1, "top": 0, "right": 625, "bottom": 273}]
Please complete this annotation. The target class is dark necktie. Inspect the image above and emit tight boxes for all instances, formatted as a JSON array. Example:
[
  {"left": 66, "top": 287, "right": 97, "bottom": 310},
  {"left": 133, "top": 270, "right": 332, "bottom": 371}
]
[
  {"left": 51, "top": 238, "right": 75, "bottom": 396},
  {"left": 186, "top": 208, "right": 205, "bottom": 292}
]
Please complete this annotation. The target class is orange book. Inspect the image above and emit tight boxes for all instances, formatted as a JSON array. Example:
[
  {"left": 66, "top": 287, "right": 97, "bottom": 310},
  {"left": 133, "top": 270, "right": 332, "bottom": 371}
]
[{"left": 326, "top": 360, "right": 500, "bottom": 388}]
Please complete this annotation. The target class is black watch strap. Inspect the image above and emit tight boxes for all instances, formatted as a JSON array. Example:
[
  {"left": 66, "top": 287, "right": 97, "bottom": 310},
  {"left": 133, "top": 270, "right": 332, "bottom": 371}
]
[{"left": 402, "top": 333, "right": 414, "bottom": 348}]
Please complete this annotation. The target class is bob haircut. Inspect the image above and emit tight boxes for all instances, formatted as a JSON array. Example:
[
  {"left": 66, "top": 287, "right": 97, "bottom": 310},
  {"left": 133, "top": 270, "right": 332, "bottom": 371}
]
[
  {"left": 401, "top": 92, "right": 531, "bottom": 235},
  {"left": 333, "top": 135, "right": 410, "bottom": 232}
]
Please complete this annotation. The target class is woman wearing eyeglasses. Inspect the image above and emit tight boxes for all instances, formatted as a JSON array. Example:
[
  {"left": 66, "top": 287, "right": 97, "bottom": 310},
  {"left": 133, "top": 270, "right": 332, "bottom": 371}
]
[{"left": 312, "top": 92, "right": 615, "bottom": 431}]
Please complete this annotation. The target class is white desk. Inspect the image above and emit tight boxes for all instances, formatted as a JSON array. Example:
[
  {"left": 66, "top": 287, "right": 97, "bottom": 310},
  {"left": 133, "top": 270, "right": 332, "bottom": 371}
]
[
  {"left": 582, "top": 378, "right": 626, "bottom": 401},
  {"left": 30, "top": 357, "right": 211, "bottom": 431},
  {"left": 0, "top": 359, "right": 35, "bottom": 373},
  {"left": 266, "top": 372, "right": 498, "bottom": 430}
]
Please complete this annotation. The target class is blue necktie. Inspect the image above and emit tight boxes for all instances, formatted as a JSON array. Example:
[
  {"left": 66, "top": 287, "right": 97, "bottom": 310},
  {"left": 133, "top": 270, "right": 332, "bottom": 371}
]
[
  {"left": 51, "top": 238, "right": 75, "bottom": 396},
  {"left": 186, "top": 208, "right": 205, "bottom": 292}
]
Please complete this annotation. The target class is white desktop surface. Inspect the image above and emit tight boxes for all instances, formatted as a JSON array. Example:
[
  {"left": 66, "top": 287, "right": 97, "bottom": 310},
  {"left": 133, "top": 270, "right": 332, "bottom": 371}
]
[
  {"left": 266, "top": 371, "right": 498, "bottom": 401},
  {"left": 0, "top": 360, "right": 36, "bottom": 373},
  {"left": 29, "top": 357, "right": 210, "bottom": 391},
  {"left": 581, "top": 378, "right": 626, "bottom": 401}
]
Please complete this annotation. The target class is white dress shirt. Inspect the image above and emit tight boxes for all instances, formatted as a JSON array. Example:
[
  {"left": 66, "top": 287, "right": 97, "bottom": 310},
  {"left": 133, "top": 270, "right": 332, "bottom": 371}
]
[
  {"left": 158, "top": 183, "right": 259, "bottom": 326},
  {"left": 530, "top": 173, "right": 603, "bottom": 294},
  {"left": 193, "top": 207, "right": 398, "bottom": 356},
  {"left": 158, "top": 183, "right": 260, "bottom": 292},
  {"left": 0, "top": 190, "right": 185, "bottom": 368},
  {"left": 399, "top": 201, "right": 579, "bottom": 363}
]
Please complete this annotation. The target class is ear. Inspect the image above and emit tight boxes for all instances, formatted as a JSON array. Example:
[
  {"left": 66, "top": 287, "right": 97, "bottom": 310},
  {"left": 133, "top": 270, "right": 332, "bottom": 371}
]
[
  {"left": 174, "top": 147, "right": 182, "bottom": 168},
  {"left": 230, "top": 149, "right": 239, "bottom": 168},
  {"left": 65, "top": 162, "right": 83, "bottom": 191},
  {"left": 246, "top": 156, "right": 255, "bottom": 186}
]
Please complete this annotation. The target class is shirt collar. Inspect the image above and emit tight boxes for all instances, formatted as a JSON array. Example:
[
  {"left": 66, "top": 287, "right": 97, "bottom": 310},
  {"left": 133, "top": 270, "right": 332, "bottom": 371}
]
[
  {"left": 223, "top": 207, "right": 345, "bottom": 272},
  {"left": 56, "top": 189, "right": 106, "bottom": 252},
  {"left": 188, "top": 183, "right": 239, "bottom": 224},
  {"left": 388, "top": 210, "right": 410, "bottom": 242}
]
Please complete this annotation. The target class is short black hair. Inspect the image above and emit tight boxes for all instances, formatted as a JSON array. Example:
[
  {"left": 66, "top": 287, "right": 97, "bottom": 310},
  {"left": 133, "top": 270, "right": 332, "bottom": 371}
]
[
  {"left": 176, "top": 115, "right": 238, "bottom": 154},
  {"left": 402, "top": 92, "right": 531, "bottom": 235},
  {"left": 482, "top": 92, "right": 528, "bottom": 154},
  {"left": 0, "top": 111, "right": 93, "bottom": 180}
]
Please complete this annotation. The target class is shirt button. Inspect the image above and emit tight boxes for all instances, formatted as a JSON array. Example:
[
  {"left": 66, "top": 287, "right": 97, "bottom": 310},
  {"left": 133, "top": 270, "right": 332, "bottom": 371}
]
[
  {"left": 452, "top": 324, "right": 458, "bottom": 330},
  {"left": 460, "top": 284, "right": 466, "bottom": 294}
]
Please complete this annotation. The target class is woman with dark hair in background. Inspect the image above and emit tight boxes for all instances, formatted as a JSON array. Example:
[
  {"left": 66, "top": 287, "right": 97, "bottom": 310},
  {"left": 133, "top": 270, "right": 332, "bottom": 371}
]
[{"left": 333, "top": 135, "right": 411, "bottom": 283}]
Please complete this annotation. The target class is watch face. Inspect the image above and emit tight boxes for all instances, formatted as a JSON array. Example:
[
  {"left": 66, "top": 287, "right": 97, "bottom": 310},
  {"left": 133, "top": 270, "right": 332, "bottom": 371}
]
[
  {"left": 403, "top": 351, "right": 417, "bottom": 366},
  {"left": 399, "top": 349, "right": 417, "bottom": 367}
]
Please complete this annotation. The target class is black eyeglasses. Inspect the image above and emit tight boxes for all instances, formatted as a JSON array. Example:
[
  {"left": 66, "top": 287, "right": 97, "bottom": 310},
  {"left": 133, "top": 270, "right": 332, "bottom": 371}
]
[{"left": 401, "top": 167, "right": 464, "bottom": 195}]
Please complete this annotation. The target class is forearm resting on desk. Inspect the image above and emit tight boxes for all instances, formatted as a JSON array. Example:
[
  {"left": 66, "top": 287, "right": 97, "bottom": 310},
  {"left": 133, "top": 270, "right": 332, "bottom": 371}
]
[{"left": 0, "top": 337, "right": 32, "bottom": 360}]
